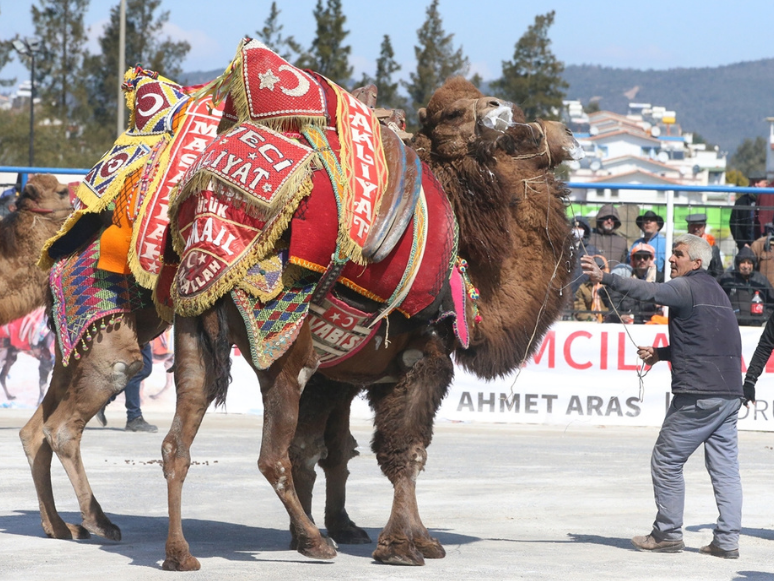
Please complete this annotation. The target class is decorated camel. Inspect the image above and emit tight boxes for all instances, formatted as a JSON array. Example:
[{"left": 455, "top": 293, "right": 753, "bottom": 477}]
[
  {"left": 18, "top": 41, "right": 580, "bottom": 569},
  {"left": 159, "top": 41, "right": 581, "bottom": 569},
  {"left": 0, "top": 174, "right": 71, "bottom": 326}
]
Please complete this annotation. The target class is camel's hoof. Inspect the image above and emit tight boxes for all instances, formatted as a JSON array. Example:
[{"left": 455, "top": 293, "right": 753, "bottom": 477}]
[
  {"left": 372, "top": 538, "right": 425, "bottom": 566},
  {"left": 6, "top": 394, "right": 15, "bottom": 401},
  {"left": 297, "top": 535, "right": 337, "bottom": 560},
  {"left": 328, "top": 522, "right": 372, "bottom": 545},
  {"left": 162, "top": 554, "right": 201, "bottom": 571},
  {"left": 415, "top": 536, "right": 445, "bottom": 559},
  {"left": 83, "top": 519, "right": 122, "bottom": 541},
  {"left": 44, "top": 522, "right": 91, "bottom": 540}
]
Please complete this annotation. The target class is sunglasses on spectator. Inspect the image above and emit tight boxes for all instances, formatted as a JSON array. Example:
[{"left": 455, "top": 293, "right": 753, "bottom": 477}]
[
  {"left": 633, "top": 253, "right": 653, "bottom": 261},
  {"left": 600, "top": 216, "right": 616, "bottom": 222}
]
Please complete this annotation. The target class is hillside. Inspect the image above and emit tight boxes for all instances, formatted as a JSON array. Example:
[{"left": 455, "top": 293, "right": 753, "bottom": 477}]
[
  {"left": 561, "top": 59, "right": 774, "bottom": 152},
  {"left": 182, "top": 58, "right": 774, "bottom": 153}
]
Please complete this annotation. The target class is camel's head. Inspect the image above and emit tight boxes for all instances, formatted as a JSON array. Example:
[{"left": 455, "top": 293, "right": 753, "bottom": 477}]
[
  {"left": 16, "top": 174, "right": 71, "bottom": 215},
  {"left": 416, "top": 77, "right": 526, "bottom": 160},
  {"left": 493, "top": 119, "right": 584, "bottom": 171}
]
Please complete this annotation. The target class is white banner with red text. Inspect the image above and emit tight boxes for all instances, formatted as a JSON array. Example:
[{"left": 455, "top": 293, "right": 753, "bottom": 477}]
[{"left": 3, "top": 322, "right": 774, "bottom": 431}]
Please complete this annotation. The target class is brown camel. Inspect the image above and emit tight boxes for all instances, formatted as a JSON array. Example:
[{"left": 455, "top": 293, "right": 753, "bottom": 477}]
[
  {"left": 160, "top": 77, "right": 580, "bottom": 570},
  {"left": 0, "top": 175, "right": 72, "bottom": 326},
  {"left": 16, "top": 76, "right": 579, "bottom": 566}
]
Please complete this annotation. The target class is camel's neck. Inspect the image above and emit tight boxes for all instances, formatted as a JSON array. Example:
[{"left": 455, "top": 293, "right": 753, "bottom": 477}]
[{"left": 453, "top": 171, "right": 572, "bottom": 380}]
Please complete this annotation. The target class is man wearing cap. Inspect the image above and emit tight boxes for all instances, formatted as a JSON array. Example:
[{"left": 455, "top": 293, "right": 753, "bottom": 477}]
[
  {"left": 686, "top": 214, "right": 723, "bottom": 279},
  {"left": 581, "top": 234, "right": 744, "bottom": 559},
  {"left": 605, "top": 243, "right": 664, "bottom": 324},
  {"left": 588, "top": 204, "right": 629, "bottom": 268},
  {"left": 629, "top": 210, "right": 666, "bottom": 273}
]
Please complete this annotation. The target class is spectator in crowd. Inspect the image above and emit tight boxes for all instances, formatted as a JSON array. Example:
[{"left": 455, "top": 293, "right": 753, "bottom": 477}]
[
  {"left": 628, "top": 210, "right": 666, "bottom": 273},
  {"left": 573, "top": 255, "right": 609, "bottom": 321},
  {"left": 751, "top": 173, "right": 774, "bottom": 232},
  {"left": 605, "top": 243, "right": 665, "bottom": 324},
  {"left": 96, "top": 343, "right": 158, "bottom": 432},
  {"left": 588, "top": 204, "right": 629, "bottom": 268},
  {"left": 581, "top": 234, "right": 744, "bottom": 559},
  {"left": 750, "top": 223, "right": 774, "bottom": 289},
  {"left": 685, "top": 213, "right": 724, "bottom": 278},
  {"left": 0, "top": 186, "right": 17, "bottom": 217},
  {"left": 718, "top": 247, "right": 774, "bottom": 327},
  {"left": 570, "top": 215, "right": 602, "bottom": 294},
  {"left": 730, "top": 172, "right": 773, "bottom": 250}
]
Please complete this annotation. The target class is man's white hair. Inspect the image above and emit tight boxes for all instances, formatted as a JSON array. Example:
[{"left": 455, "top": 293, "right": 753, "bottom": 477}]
[{"left": 673, "top": 234, "right": 712, "bottom": 270}]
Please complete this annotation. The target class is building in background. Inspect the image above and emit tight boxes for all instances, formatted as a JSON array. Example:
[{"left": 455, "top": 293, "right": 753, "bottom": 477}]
[{"left": 562, "top": 100, "right": 727, "bottom": 204}]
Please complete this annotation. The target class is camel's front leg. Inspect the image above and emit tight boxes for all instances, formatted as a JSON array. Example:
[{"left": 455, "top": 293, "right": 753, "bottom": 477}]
[
  {"left": 161, "top": 316, "right": 213, "bottom": 572},
  {"left": 257, "top": 326, "right": 336, "bottom": 560},
  {"left": 368, "top": 335, "right": 454, "bottom": 565}
]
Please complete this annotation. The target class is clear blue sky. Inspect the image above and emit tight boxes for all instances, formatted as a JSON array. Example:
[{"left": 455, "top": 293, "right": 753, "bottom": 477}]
[{"left": 2, "top": 0, "right": 774, "bottom": 90}]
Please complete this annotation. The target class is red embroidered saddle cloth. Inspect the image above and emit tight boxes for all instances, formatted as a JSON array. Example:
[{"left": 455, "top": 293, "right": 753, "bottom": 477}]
[{"left": 289, "top": 164, "right": 456, "bottom": 317}]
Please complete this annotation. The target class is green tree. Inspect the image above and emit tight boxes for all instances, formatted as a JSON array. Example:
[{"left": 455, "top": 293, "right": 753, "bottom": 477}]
[
  {"left": 725, "top": 168, "right": 749, "bottom": 187},
  {"left": 491, "top": 11, "right": 568, "bottom": 120},
  {"left": 255, "top": 2, "right": 304, "bottom": 62},
  {"left": 583, "top": 100, "right": 600, "bottom": 114},
  {"left": 405, "top": 0, "right": 469, "bottom": 124},
  {"left": 83, "top": 0, "right": 191, "bottom": 134},
  {"left": 298, "top": 0, "right": 352, "bottom": 86},
  {"left": 359, "top": 35, "right": 406, "bottom": 110},
  {"left": 31, "top": 0, "right": 90, "bottom": 127},
  {"left": 729, "top": 136, "right": 767, "bottom": 178}
]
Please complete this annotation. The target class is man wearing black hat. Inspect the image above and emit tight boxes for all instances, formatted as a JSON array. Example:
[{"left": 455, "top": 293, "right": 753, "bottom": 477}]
[
  {"left": 686, "top": 214, "right": 723, "bottom": 279},
  {"left": 588, "top": 204, "right": 629, "bottom": 269},
  {"left": 629, "top": 210, "right": 666, "bottom": 273}
]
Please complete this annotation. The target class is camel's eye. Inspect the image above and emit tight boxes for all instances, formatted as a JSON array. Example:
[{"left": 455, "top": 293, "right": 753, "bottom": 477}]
[{"left": 443, "top": 108, "right": 464, "bottom": 121}]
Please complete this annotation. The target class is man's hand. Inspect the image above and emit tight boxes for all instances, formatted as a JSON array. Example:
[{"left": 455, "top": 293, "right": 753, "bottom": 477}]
[
  {"left": 581, "top": 255, "right": 604, "bottom": 284},
  {"left": 637, "top": 345, "right": 659, "bottom": 366},
  {"left": 743, "top": 380, "right": 756, "bottom": 407}
]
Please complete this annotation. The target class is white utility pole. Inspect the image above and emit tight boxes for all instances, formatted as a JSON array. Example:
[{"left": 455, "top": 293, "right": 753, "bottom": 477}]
[{"left": 117, "top": 0, "right": 126, "bottom": 137}]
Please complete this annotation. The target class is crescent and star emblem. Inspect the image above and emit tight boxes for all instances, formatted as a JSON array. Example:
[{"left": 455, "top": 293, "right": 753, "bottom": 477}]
[
  {"left": 278, "top": 65, "right": 310, "bottom": 97},
  {"left": 137, "top": 93, "right": 165, "bottom": 117}
]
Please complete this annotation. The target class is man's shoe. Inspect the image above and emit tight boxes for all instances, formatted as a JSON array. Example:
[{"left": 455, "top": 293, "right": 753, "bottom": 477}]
[
  {"left": 699, "top": 543, "right": 739, "bottom": 559},
  {"left": 95, "top": 406, "right": 107, "bottom": 427},
  {"left": 631, "top": 534, "right": 684, "bottom": 553},
  {"left": 125, "top": 416, "right": 158, "bottom": 433}
]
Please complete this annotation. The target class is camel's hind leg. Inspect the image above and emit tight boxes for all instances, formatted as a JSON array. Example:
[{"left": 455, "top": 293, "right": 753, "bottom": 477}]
[
  {"left": 251, "top": 322, "right": 337, "bottom": 560},
  {"left": 161, "top": 315, "right": 213, "bottom": 572},
  {"left": 291, "top": 376, "right": 370, "bottom": 547},
  {"left": 19, "top": 316, "right": 145, "bottom": 541},
  {"left": 368, "top": 333, "right": 453, "bottom": 565}
]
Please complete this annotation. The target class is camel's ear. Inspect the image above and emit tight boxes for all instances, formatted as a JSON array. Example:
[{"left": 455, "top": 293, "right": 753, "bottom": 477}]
[{"left": 418, "top": 108, "right": 427, "bottom": 127}]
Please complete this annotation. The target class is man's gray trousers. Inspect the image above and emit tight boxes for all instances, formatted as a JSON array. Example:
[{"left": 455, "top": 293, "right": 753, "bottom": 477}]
[{"left": 651, "top": 393, "right": 743, "bottom": 551}]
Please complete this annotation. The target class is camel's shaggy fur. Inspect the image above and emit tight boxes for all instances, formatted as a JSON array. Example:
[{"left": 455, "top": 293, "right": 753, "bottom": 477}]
[{"left": 0, "top": 175, "right": 71, "bottom": 325}]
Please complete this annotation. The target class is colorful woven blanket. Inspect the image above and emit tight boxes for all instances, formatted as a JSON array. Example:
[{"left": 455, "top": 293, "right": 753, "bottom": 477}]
[
  {"left": 231, "top": 273, "right": 318, "bottom": 370},
  {"left": 50, "top": 237, "right": 152, "bottom": 365},
  {"left": 40, "top": 67, "right": 224, "bottom": 293}
]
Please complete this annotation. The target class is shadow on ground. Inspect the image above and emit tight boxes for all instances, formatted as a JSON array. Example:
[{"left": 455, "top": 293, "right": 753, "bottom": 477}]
[{"left": 0, "top": 511, "right": 478, "bottom": 569}]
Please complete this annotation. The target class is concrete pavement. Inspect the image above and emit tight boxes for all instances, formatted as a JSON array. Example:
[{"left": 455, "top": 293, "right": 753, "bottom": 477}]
[{"left": 1, "top": 409, "right": 774, "bottom": 580}]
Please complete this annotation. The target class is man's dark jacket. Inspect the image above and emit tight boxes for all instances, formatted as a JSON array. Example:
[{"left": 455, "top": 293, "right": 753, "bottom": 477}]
[
  {"left": 718, "top": 247, "right": 774, "bottom": 326},
  {"left": 601, "top": 268, "right": 742, "bottom": 396}
]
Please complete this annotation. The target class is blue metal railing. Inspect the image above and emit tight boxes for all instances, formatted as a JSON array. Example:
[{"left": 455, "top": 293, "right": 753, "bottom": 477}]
[
  {"left": 566, "top": 182, "right": 774, "bottom": 194},
  {"left": 0, "top": 166, "right": 90, "bottom": 189},
  {"left": 3, "top": 166, "right": 774, "bottom": 195}
]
